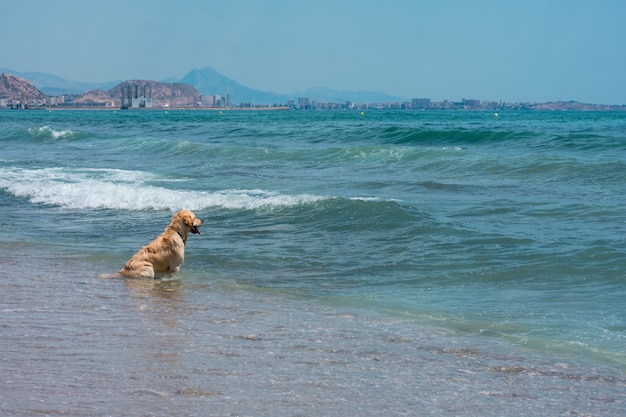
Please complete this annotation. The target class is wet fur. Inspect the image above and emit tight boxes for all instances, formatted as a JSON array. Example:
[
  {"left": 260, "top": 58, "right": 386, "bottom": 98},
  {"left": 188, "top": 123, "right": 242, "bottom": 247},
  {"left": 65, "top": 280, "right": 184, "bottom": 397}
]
[{"left": 116, "top": 210, "right": 203, "bottom": 279}]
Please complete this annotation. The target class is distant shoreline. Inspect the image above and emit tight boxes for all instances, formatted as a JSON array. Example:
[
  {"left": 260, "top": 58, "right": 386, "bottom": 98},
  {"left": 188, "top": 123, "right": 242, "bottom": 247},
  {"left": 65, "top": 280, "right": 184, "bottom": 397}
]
[
  {"left": 0, "top": 106, "right": 292, "bottom": 112},
  {"left": 3, "top": 105, "right": 626, "bottom": 112},
  {"left": 3, "top": 70, "right": 625, "bottom": 112}
]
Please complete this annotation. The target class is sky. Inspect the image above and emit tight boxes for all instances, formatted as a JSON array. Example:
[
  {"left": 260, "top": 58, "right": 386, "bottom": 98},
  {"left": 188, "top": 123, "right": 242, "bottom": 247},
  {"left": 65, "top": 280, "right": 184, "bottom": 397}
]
[{"left": 2, "top": 0, "right": 626, "bottom": 104}]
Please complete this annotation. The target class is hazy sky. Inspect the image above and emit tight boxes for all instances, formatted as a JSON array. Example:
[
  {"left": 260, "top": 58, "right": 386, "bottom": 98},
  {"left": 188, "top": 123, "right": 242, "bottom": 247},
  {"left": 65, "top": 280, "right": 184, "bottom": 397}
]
[{"left": 2, "top": 0, "right": 625, "bottom": 104}]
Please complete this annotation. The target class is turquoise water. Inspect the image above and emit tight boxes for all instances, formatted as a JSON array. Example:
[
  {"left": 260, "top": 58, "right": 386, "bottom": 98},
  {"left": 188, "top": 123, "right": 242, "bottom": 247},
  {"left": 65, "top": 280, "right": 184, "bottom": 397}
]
[
  {"left": 1, "top": 109, "right": 625, "bottom": 368},
  {"left": 3, "top": 109, "right": 626, "bottom": 415}
]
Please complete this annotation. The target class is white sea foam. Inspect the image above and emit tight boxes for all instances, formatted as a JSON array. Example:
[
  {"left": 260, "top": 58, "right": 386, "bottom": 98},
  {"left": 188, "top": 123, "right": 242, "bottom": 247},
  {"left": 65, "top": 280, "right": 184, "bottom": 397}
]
[
  {"left": 0, "top": 167, "right": 327, "bottom": 211},
  {"left": 28, "top": 126, "right": 73, "bottom": 139}
]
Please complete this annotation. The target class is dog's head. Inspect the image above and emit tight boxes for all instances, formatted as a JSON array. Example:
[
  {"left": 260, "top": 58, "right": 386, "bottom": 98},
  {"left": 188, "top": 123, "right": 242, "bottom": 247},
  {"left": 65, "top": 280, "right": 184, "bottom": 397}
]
[{"left": 171, "top": 210, "right": 203, "bottom": 236}]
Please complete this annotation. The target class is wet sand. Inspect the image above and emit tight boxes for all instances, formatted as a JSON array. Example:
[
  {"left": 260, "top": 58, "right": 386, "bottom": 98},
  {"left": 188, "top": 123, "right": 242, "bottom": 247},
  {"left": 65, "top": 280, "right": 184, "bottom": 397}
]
[{"left": 1, "top": 244, "right": 624, "bottom": 417}]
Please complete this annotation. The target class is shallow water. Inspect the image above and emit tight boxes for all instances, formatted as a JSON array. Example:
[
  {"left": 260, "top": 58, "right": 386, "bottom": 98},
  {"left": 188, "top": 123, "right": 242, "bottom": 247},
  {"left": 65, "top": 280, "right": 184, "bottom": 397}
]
[{"left": 1, "top": 242, "right": 625, "bottom": 417}]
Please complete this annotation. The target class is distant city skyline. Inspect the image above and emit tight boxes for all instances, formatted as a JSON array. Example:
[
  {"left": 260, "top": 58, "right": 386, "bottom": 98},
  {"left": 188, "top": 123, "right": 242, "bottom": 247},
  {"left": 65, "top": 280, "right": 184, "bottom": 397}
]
[
  {"left": 2, "top": 69, "right": 625, "bottom": 112},
  {"left": 2, "top": 1, "right": 626, "bottom": 104}
]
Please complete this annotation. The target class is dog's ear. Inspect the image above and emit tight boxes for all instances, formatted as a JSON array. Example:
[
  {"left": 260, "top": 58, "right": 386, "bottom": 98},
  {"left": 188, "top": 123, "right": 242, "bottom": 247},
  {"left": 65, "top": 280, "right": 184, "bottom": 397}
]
[{"left": 184, "top": 212, "right": 195, "bottom": 227}]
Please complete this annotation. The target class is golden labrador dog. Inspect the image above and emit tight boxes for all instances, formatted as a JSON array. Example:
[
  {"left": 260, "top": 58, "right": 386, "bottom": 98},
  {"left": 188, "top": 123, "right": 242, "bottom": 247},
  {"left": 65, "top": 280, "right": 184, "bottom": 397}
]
[{"left": 117, "top": 210, "right": 203, "bottom": 279}]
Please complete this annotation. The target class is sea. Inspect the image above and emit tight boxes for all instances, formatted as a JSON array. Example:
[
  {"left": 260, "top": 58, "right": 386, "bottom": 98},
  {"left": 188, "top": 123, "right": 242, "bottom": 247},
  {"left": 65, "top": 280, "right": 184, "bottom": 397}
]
[{"left": 1, "top": 108, "right": 625, "bottom": 416}]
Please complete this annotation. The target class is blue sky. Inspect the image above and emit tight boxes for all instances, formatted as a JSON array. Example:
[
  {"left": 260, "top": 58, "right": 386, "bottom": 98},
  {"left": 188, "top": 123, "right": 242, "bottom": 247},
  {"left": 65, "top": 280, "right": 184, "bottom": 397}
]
[{"left": 2, "top": 0, "right": 625, "bottom": 104}]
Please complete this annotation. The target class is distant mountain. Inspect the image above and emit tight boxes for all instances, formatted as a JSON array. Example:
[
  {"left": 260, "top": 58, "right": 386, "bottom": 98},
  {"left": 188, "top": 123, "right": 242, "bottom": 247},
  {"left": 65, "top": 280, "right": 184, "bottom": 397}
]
[
  {"left": 1, "top": 66, "right": 409, "bottom": 105},
  {"left": 179, "top": 67, "right": 409, "bottom": 105},
  {"left": 0, "top": 68, "right": 119, "bottom": 95},
  {"left": 180, "top": 66, "right": 287, "bottom": 105}
]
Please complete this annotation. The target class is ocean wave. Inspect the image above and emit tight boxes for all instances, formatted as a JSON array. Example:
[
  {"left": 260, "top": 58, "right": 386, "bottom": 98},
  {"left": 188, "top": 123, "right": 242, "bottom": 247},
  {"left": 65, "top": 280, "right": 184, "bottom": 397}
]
[
  {"left": 0, "top": 167, "right": 330, "bottom": 211},
  {"left": 119, "top": 137, "right": 210, "bottom": 157},
  {"left": 316, "top": 124, "right": 538, "bottom": 146},
  {"left": 110, "top": 136, "right": 465, "bottom": 169},
  {"left": 26, "top": 125, "right": 86, "bottom": 141}
]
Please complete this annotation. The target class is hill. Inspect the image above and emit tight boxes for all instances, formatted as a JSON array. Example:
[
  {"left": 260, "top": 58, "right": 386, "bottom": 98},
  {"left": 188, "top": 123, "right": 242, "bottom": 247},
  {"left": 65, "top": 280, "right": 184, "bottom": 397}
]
[
  {"left": 0, "top": 73, "right": 47, "bottom": 105},
  {"left": 72, "top": 89, "right": 119, "bottom": 107},
  {"left": 108, "top": 80, "right": 201, "bottom": 107},
  {"left": 72, "top": 80, "right": 201, "bottom": 107}
]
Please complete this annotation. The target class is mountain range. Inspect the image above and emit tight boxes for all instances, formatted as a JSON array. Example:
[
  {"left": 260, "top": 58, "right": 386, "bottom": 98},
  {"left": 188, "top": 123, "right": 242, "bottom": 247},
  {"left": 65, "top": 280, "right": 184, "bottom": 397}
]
[{"left": 0, "top": 66, "right": 407, "bottom": 105}]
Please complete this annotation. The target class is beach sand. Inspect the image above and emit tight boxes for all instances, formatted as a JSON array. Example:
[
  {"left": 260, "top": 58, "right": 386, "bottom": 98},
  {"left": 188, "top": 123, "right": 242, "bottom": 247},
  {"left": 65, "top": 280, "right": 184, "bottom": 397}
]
[{"left": 1, "top": 243, "right": 624, "bottom": 417}]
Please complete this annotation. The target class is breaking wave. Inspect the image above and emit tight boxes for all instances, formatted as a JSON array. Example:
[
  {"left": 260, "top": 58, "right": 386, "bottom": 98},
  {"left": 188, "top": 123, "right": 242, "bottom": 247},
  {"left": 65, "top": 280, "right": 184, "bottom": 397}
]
[
  {"left": 0, "top": 167, "right": 329, "bottom": 211},
  {"left": 26, "top": 125, "right": 92, "bottom": 141}
]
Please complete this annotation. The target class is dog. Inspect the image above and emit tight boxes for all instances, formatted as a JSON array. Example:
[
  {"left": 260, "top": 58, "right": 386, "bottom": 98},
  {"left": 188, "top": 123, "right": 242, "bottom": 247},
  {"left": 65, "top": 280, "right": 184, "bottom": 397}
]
[{"left": 115, "top": 210, "right": 203, "bottom": 279}]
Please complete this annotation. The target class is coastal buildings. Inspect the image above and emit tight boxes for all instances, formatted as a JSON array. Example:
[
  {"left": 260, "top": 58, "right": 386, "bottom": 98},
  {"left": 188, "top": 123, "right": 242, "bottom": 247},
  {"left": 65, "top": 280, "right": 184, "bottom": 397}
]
[
  {"left": 2, "top": 72, "right": 624, "bottom": 111},
  {"left": 412, "top": 98, "right": 431, "bottom": 109},
  {"left": 121, "top": 83, "right": 153, "bottom": 109}
]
